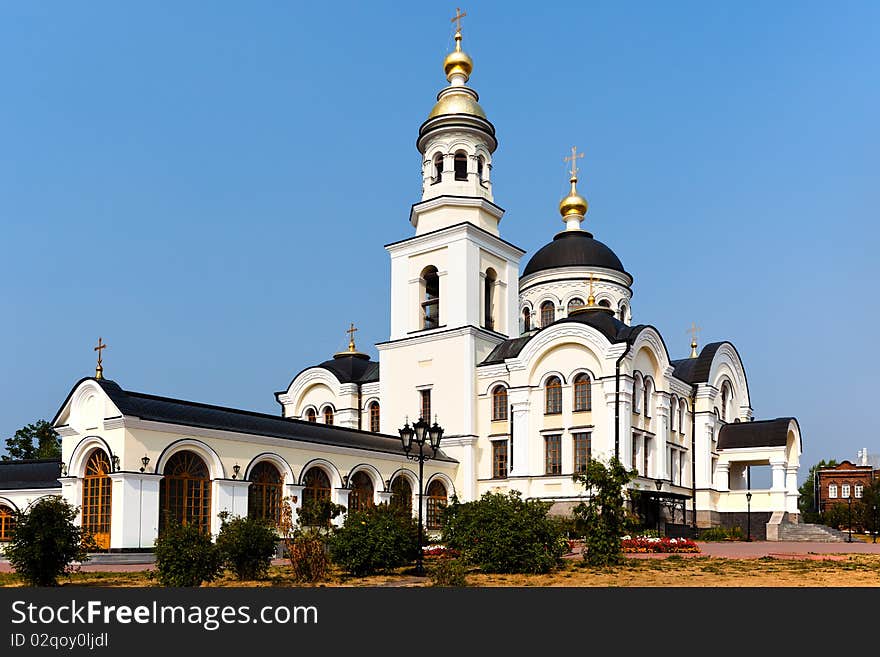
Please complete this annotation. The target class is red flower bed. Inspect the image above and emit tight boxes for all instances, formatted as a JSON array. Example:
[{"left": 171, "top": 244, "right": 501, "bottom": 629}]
[
  {"left": 422, "top": 545, "right": 460, "bottom": 559},
  {"left": 620, "top": 536, "right": 700, "bottom": 554}
]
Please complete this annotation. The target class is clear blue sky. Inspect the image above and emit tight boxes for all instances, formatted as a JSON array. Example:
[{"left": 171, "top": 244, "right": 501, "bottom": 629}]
[{"left": 1, "top": 2, "right": 877, "bottom": 483}]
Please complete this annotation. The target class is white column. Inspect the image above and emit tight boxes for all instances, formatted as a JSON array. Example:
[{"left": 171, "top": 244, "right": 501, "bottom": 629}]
[
  {"left": 604, "top": 377, "right": 632, "bottom": 466},
  {"left": 509, "top": 390, "right": 530, "bottom": 477},
  {"left": 715, "top": 463, "right": 730, "bottom": 492},
  {"left": 771, "top": 459, "right": 786, "bottom": 491},
  {"left": 654, "top": 395, "right": 670, "bottom": 480},
  {"left": 285, "top": 484, "right": 305, "bottom": 524},
  {"left": 333, "top": 489, "right": 351, "bottom": 526},
  {"left": 59, "top": 476, "right": 82, "bottom": 526},
  {"left": 377, "top": 491, "right": 393, "bottom": 505},
  {"left": 213, "top": 480, "right": 252, "bottom": 535},
  {"left": 106, "top": 472, "right": 161, "bottom": 550}
]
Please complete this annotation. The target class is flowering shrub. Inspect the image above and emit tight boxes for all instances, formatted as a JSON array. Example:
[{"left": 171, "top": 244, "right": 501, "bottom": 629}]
[
  {"left": 422, "top": 545, "right": 459, "bottom": 559},
  {"left": 620, "top": 536, "right": 700, "bottom": 554}
]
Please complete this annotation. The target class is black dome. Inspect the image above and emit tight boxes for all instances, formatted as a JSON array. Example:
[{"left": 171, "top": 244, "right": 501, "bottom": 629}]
[{"left": 522, "top": 231, "right": 626, "bottom": 277}]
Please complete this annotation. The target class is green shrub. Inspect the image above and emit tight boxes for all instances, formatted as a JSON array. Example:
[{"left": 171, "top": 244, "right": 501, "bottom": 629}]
[
  {"left": 440, "top": 491, "right": 567, "bottom": 574},
  {"left": 699, "top": 525, "right": 744, "bottom": 541},
  {"left": 286, "top": 528, "right": 330, "bottom": 583},
  {"left": 154, "top": 523, "right": 222, "bottom": 587},
  {"left": 4, "top": 496, "right": 92, "bottom": 586},
  {"left": 428, "top": 557, "right": 468, "bottom": 587},
  {"left": 329, "top": 503, "right": 419, "bottom": 576},
  {"left": 297, "top": 498, "right": 346, "bottom": 528},
  {"left": 216, "top": 515, "right": 278, "bottom": 580}
]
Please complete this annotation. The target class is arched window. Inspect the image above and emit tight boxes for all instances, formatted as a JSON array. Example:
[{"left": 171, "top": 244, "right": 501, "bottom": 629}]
[
  {"left": 540, "top": 301, "right": 555, "bottom": 327},
  {"left": 0, "top": 504, "right": 16, "bottom": 541},
  {"left": 477, "top": 155, "right": 485, "bottom": 180},
  {"left": 598, "top": 299, "right": 611, "bottom": 308},
  {"left": 644, "top": 379, "right": 653, "bottom": 418},
  {"left": 619, "top": 304, "right": 628, "bottom": 323},
  {"left": 492, "top": 385, "right": 508, "bottom": 421},
  {"left": 484, "top": 268, "right": 497, "bottom": 330},
  {"left": 670, "top": 397, "right": 678, "bottom": 432},
  {"left": 323, "top": 406, "right": 334, "bottom": 426},
  {"left": 369, "top": 401, "right": 380, "bottom": 433},
  {"left": 348, "top": 471, "right": 374, "bottom": 512},
  {"left": 160, "top": 450, "right": 211, "bottom": 534},
  {"left": 720, "top": 385, "right": 729, "bottom": 422},
  {"left": 568, "top": 298, "right": 585, "bottom": 313},
  {"left": 421, "top": 266, "right": 440, "bottom": 329},
  {"left": 305, "top": 408, "right": 316, "bottom": 423},
  {"left": 303, "top": 467, "right": 331, "bottom": 504},
  {"left": 573, "top": 374, "right": 591, "bottom": 412},
  {"left": 633, "top": 375, "right": 642, "bottom": 414},
  {"left": 433, "top": 153, "right": 443, "bottom": 183},
  {"left": 522, "top": 307, "right": 531, "bottom": 332},
  {"left": 454, "top": 150, "right": 468, "bottom": 181},
  {"left": 679, "top": 401, "right": 685, "bottom": 433},
  {"left": 426, "top": 480, "right": 447, "bottom": 530},
  {"left": 545, "top": 376, "right": 562, "bottom": 415},
  {"left": 248, "top": 461, "right": 283, "bottom": 526},
  {"left": 82, "top": 449, "right": 112, "bottom": 550},
  {"left": 390, "top": 477, "right": 413, "bottom": 515}
]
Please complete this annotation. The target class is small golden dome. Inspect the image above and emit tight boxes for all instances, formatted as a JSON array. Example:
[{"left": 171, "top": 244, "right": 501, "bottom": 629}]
[
  {"left": 559, "top": 177, "right": 588, "bottom": 217},
  {"left": 427, "top": 91, "right": 487, "bottom": 120},
  {"left": 444, "top": 49, "right": 473, "bottom": 81}
]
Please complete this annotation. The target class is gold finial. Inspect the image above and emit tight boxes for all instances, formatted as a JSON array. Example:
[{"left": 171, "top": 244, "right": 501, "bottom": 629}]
[
  {"left": 94, "top": 337, "right": 107, "bottom": 380},
  {"left": 559, "top": 146, "right": 588, "bottom": 220},
  {"left": 443, "top": 8, "right": 473, "bottom": 81},
  {"left": 687, "top": 323, "right": 702, "bottom": 358},
  {"left": 346, "top": 322, "right": 358, "bottom": 353},
  {"left": 587, "top": 274, "right": 598, "bottom": 307}
]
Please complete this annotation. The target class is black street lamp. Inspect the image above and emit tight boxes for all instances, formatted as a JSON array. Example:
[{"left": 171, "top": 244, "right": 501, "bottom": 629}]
[
  {"left": 745, "top": 491, "right": 753, "bottom": 542},
  {"left": 399, "top": 415, "right": 444, "bottom": 576},
  {"left": 654, "top": 479, "right": 663, "bottom": 535},
  {"left": 873, "top": 504, "right": 877, "bottom": 544},
  {"left": 847, "top": 493, "right": 853, "bottom": 543}
]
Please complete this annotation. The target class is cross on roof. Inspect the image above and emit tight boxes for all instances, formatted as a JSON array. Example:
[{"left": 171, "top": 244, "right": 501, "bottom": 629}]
[
  {"left": 346, "top": 322, "right": 358, "bottom": 351},
  {"left": 451, "top": 7, "right": 467, "bottom": 33},
  {"left": 94, "top": 337, "right": 107, "bottom": 379},
  {"left": 564, "top": 145, "right": 584, "bottom": 179}
]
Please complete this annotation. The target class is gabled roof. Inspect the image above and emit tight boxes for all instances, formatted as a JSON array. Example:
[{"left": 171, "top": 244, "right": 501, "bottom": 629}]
[
  {"left": 0, "top": 458, "right": 62, "bottom": 490},
  {"left": 54, "top": 378, "right": 455, "bottom": 463},
  {"left": 717, "top": 417, "right": 799, "bottom": 450}
]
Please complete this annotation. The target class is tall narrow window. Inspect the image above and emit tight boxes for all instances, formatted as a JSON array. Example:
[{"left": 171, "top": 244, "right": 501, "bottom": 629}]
[
  {"left": 522, "top": 308, "right": 531, "bottom": 332},
  {"left": 492, "top": 441, "right": 508, "bottom": 479},
  {"left": 248, "top": 461, "right": 283, "bottom": 526},
  {"left": 544, "top": 376, "right": 562, "bottom": 415},
  {"left": 492, "top": 385, "right": 508, "bottom": 421},
  {"left": 160, "top": 450, "right": 211, "bottom": 534},
  {"left": 0, "top": 504, "right": 15, "bottom": 541},
  {"left": 540, "top": 301, "right": 555, "bottom": 327},
  {"left": 426, "top": 480, "right": 447, "bottom": 530},
  {"left": 544, "top": 434, "right": 562, "bottom": 475},
  {"left": 644, "top": 379, "right": 652, "bottom": 418},
  {"left": 619, "top": 304, "right": 627, "bottom": 323},
  {"left": 828, "top": 484, "right": 838, "bottom": 499},
  {"left": 433, "top": 153, "right": 443, "bottom": 183},
  {"left": 483, "top": 268, "right": 497, "bottom": 330},
  {"left": 454, "top": 151, "right": 467, "bottom": 180},
  {"left": 573, "top": 432, "right": 591, "bottom": 474},
  {"left": 421, "top": 266, "right": 440, "bottom": 329},
  {"left": 721, "top": 385, "right": 729, "bottom": 422},
  {"left": 670, "top": 397, "right": 678, "bottom": 431},
  {"left": 348, "top": 471, "right": 374, "bottom": 512},
  {"left": 633, "top": 376, "right": 641, "bottom": 414},
  {"left": 855, "top": 484, "right": 863, "bottom": 498},
  {"left": 643, "top": 436, "right": 651, "bottom": 477},
  {"left": 420, "top": 389, "right": 432, "bottom": 423},
  {"left": 573, "top": 374, "right": 591, "bottom": 412},
  {"left": 302, "top": 468, "right": 332, "bottom": 526},
  {"left": 323, "top": 406, "right": 334, "bottom": 425},
  {"left": 567, "top": 298, "right": 585, "bottom": 313},
  {"left": 632, "top": 433, "right": 639, "bottom": 475},
  {"left": 477, "top": 155, "right": 485, "bottom": 180},
  {"left": 390, "top": 476, "right": 412, "bottom": 515},
  {"left": 369, "top": 401, "right": 380, "bottom": 433},
  {"left": 842, "top": 484, "right": 851, "bottom": 499},
  {"left": 678, "top": 402, "right": 685, "bottom": 434},
  {"left": 82, "top": 449, "right": 112, "bottom": 550},
  {"left": 305, "top": 408, "right": 316, "bottom": 423}
]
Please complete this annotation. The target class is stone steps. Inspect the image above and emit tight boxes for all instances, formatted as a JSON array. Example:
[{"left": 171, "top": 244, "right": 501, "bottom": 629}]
[{"left": 777, "top": 522, "right": 850, "bottom": 542}]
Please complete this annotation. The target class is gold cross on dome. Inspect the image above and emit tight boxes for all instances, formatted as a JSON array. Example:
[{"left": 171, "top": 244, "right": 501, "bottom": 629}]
[
  {"left": 94, "top": 337, "right": 107, "bottom": 379},
  {"left": 588, "top": 274, "right": 598, "bottom": 306},
  {"left": 346, "top": 322, "right": 358, "bottom": 351},
  {"left": 564, "top": 145, "right": 584, "bottom": 179},
  {"left": 687, "top": 322, "right": 702, "bottom": 358},
  {"left": 451, "top": 7, "right": 467, "bottom": 33}
]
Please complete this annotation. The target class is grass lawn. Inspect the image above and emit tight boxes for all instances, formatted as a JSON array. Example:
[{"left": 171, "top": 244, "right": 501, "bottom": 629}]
[{"left": 2, "top": 554, "right": 880, "bottom": 587}]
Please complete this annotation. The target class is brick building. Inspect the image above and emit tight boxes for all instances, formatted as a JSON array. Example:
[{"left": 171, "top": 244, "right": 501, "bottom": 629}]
[{"left": 816, "top": 460, "right": 877, "bottom": 514}]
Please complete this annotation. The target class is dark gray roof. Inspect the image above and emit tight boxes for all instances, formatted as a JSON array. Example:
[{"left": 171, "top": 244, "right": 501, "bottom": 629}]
[
  {"left": 522, "top": 231, "right": 629, "bottom": 278},
  {"left": 315, "top": 353, "right": 380, "bottom": 384},
  {"left": 54, "top": 379, "right": 455, "bottom": 463},
  {"left": 0, "top": 459, "right": 62, "bottom": 490},
  {"left": 671, "top": 343, "right": 724, "bottom": 384},
  {"left": 717, "top": 418, "right": 799, "bottom": 450}
]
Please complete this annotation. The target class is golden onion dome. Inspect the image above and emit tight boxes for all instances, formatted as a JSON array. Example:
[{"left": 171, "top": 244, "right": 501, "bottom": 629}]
[
  {"left": 559, "top": 177, "right": 588, "bottom": 217},
  {"left": 427, "top": 90, "right": 487, "bottom": 120},
  {"left": 444, "top": 29, "right": 473, "bottom": 82}
]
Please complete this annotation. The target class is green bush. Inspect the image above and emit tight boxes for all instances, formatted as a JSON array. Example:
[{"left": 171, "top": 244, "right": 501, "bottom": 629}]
[
  {"left": 286, "top": 528, "right": 330, "bottom": 583},
  {"left": 297, "top": 498, "right": 346, "bottom": 528},
  {"left": 4, "top": 496, "right": 92, "bottom": 586},
  {"left": 428, "top": 557, "right": 468, "bottom": 587},
  {"left": 440, "top": 491, "right": 567, "bottom": 574},
  {"left": 154, "top": 523, "right": 222, "bottom": 587},
  {"left": 699, "top": 525, "right": 744, "bottom": 541},
  {"left": 328, "top": 503, "right": 419, "bottom": 576},
  {"left": 216, "top": 515, "right": 278, "bottom": 580}
]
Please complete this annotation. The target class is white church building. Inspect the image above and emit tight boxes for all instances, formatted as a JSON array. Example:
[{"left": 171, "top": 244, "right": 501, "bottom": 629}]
[{"left": 0, "top": 21, "right": 802, "bottom": 551}]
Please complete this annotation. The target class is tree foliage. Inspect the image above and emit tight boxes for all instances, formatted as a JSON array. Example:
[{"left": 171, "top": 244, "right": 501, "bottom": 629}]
[
  {"left": 4, "top": 496, "right": 92, "bottom": 586},
  {"left": 798, "top": 459, "right": 839, "bottom": 522},
  {"left": 215, "top": 514, "right": 278, "bottom": 580},
  {"left": 572, "top": 456, "right": 637, "bottom": 567},
  {"left": 154, "top": 522, "right": 222, "bottom": 587},
  {"left": 440, "top": 490, "right": 567, "bottom": 574},
  {"left": 3, "top": 420, "right": 61, "bottom": 461},
  {"left": 329, "top": 503, "right": 419, "bottom": 576}
]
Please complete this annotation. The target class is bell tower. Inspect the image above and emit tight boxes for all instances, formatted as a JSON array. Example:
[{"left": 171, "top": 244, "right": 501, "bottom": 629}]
[{"left": 377, "top": 14, "right": 524, "bottom": 501}]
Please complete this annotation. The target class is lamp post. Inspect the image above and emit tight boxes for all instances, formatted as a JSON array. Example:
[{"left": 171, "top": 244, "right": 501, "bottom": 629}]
[
  {"left": 873, "top": 503, "right": 877, "bottom": 544},
  {"left": 847, "top": 493, "right": 853, "bottom": 543},
  {"left": 654, "top": 479, "right": 663, "bottom": 535},
  {"left": 745, "top": 491, "right": 752, "bottom": 542},
  {"left": 399, "top": 416, "right": 444, "bottom": 576}
]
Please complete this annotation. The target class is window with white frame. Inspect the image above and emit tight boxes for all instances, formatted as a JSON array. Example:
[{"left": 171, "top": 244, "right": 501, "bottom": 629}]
[
  {"left": 841, "top": 484, "right": 851, "bottom": 499},
  {"left": 828, "top": 484, "right": 838, "bottom": 499},
  {"left": 855, "top": 484, "right": 864, "bottom": 498}
]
